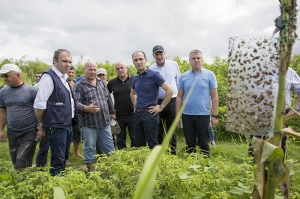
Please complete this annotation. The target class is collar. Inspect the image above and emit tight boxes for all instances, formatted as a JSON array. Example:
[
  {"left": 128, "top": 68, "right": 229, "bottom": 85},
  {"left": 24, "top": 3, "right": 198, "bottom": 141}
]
[
  {"left": 117, "top": 73, "right": 131, "bottom": 81},
  {"left": 52, "top": 66, "right": 69, "bottom": 80},
  {"left": 137, "top": 68, "right": 150, "bottom": 75}
]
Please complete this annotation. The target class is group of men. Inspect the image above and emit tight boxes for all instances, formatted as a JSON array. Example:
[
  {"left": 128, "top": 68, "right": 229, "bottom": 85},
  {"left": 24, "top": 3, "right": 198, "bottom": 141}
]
[{"left": 0, "top": 46, "right": 219, "bottom": 175}]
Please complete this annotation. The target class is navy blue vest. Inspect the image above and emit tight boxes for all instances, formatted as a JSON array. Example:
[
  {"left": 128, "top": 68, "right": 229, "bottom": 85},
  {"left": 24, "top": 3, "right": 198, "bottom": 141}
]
[{"left": 43, "top": 69, "right": 77, "bottom": 128}]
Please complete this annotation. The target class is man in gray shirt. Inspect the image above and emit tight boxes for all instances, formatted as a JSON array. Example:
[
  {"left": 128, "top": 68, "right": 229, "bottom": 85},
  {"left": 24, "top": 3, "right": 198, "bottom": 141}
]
[{"left": 0, "top": 64, "right": 38, "bottom": 172}]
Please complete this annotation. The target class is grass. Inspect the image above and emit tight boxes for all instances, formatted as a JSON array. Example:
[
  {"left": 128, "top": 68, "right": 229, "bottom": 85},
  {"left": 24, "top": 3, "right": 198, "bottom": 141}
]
[
  {"left": 1, "top": 131, "right": 300, "bottom": 198},
  {"left": 1, "top": 131, "right": 299, "bottom": 170}
]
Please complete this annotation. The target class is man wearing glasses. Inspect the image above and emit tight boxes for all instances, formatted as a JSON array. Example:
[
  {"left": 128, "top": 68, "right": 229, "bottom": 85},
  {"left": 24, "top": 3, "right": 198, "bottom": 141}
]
[
  {"left": 0, "top": 64, "right": 38, "bottom": 172},
  {"left": 33, "top": 72, "right": 42, "bottom": 89}
]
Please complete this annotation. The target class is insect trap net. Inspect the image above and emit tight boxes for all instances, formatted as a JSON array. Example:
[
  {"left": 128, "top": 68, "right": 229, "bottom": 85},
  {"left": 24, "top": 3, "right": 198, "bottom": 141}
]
[{"left": 226, "top": 37, "right": 280, "bottom": 136}]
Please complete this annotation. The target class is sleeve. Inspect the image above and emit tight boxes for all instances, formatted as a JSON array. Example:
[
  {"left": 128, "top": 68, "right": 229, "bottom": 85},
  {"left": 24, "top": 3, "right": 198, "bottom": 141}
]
[
  {"left": 210, "top": 72, "right": 218, "bottom": 89},
  {"left": 0, "top": 90, "right": 5, "bottom": 108},
  {"left": 291, "top": 69, "right": 300, "bottom": 93},
  {"left": 154, "top": 72, "right": 165, "bottom": 86},
  {"left": 33, "top": 74, "right": 54, "bottom": 109},
  {"left": 73, "top": 83, "right": 85, "bottom": 113},
  {"left": 105, "top": 87, "right": 115, "bottom": 114},
  {"left": 175, "top": 62, "right": 181, "bottom": 85},
  {"left": 107, "top": 80, "right": 112, "bottom": 93},
  {"left": 178, "top": 75, "right": 184, "bottom": 90},
  {"left": 132, "top": 77, "right": 136, "bottom": 90}
]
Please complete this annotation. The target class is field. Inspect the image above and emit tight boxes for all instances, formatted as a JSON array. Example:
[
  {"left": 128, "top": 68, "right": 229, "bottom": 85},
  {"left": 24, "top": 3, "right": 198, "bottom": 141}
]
[{"left": 0, "top": 131, "right": 299, "bottom": 199}]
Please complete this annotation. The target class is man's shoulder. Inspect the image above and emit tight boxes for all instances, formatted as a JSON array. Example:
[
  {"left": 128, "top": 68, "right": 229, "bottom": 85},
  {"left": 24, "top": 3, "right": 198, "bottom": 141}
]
[
  {"left": 165, "top": 59, "right": 179, "bottom": 66},
  {"left": 181, "top": 70, "right": 192, "bottom": 76}
]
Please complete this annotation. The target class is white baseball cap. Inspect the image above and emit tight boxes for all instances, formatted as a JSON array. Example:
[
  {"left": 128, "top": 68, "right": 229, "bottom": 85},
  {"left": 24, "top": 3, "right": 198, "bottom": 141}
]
[
  {"left": 97, "top": 68, "right": 107, "bottom": 75},
  {"left": 0, "top": 64, "right": 22, "bottom": 74}
]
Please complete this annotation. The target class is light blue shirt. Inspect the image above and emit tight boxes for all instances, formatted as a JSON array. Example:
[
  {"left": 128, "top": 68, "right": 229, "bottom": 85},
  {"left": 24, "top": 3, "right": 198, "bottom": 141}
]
[
  {"left": 178, "top": 68, "right": 217, "bottom": 115},
  {"left": 150, "top": 60, "right": 181, "bottom": 99}
]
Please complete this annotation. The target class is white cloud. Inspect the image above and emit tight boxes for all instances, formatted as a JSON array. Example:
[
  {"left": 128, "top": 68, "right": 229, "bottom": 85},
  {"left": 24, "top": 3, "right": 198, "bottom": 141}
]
[{"left": 0, "top": 0, "right": 299, "bottom": 67}]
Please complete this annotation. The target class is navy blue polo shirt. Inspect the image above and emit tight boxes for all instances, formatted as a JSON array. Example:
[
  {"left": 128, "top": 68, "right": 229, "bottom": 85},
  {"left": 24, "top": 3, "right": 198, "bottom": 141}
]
[{"left": 132, "top": 68, "right": 165, "bottom": 109}]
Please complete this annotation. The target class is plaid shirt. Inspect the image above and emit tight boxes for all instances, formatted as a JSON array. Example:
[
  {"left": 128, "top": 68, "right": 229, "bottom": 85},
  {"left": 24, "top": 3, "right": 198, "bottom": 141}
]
[{"left": 74, "top": 77, "right": 115, "bottom": 128}]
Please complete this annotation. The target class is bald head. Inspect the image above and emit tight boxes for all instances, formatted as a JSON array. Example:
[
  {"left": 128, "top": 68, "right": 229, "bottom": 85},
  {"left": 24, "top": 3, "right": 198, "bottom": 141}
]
[
  {"left": 115, "top": 62, "right": 128, "bottom": 79},
  {"left": 84, "top": 61, "right": 97, "bottom": 81}
]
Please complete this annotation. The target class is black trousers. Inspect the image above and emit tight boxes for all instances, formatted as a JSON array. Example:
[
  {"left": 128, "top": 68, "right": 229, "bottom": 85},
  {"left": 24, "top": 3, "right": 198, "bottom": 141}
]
[
  {"left": 182, "top": 114, "right": 210, "bottom": 155},
  {"left": 157, "top": 98, "right": 177, "bottom": 153}
]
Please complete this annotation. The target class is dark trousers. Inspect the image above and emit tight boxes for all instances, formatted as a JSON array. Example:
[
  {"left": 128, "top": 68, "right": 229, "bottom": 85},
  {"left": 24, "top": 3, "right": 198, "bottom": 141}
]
[
  {"left": 134, "top": 111, "right": 159, "bottom": 149},
  {"left": 182, "top": 114, "right": 210, "bottom": 155},
  {"left": 116, "top": 114, "right": 136, "bottom": 149},
  {"left": 36, "top": 136, "right": 50, "bottom": 167},
  {"left": 7, "top": 127, "right": 37, "bottom": 168},
  {"left": 44, "top": 127, "right": 72, "bottom": 176},
  {"left": 157, "top": 98, "right": 177, "bottom": 153}
]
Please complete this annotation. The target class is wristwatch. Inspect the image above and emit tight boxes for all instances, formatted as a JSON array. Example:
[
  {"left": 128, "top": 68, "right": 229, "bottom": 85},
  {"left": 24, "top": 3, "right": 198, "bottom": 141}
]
[
  {"left": 212, "top": 115, "right": 219, "bottom": 119},
  {"left": 160, "top": 104, "right": 165, "bottom": 110},
  {"left": 294, "top": 105, "right": 300, "bottom": 111}
]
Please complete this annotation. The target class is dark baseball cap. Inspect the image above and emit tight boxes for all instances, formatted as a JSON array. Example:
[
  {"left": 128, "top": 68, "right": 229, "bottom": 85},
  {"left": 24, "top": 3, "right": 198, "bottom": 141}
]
[{"left": 152, "top": 45, "right": 164, "bottom": 54}]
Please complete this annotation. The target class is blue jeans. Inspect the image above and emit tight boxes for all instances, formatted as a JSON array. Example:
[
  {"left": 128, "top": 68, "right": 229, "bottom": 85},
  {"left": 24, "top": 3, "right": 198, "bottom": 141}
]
[
  {"left": 182, "top": 114, "right": 210, "bottom": 155},
  {"left": 116, "top": 114, "right": 136, "bottom": 149},
  {"left": 82, "top": 125, "right": 115, "bottom": 164},
  {"left": 45, "top": 127, "right": 72, "bottom": 176},
  {"left": 134, "top": 112, "right": 159, "bottom": 149},
  {"left": 208, "top": 127, "right": 215, "bottom": 142}
]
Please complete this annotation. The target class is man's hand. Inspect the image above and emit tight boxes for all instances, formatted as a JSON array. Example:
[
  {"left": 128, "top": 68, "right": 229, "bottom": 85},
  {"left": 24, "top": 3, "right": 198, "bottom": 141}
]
[
  {"left": 149, "top": 105, "right": 162, "bottom": 115},
  {"left": 110, "top": 114, "right": 116, "bottom": 120},
  {"left": 211, "top": 117, "right": 218, "bottom": 128},
  {"left": 0, "top": 130, "right": 6, "bottom": 142},
  {"left": 84, "top": 102, "right": 100, "bottom": 113},
  {"left": 37, "top": 129, "right": 46, "bottom": 140}
]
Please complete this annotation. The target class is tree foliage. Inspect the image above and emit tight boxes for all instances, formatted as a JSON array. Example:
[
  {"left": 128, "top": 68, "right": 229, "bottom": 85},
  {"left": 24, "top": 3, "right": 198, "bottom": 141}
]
[{"left": 0, "top": 54, "right": 300, "bottom": 139}]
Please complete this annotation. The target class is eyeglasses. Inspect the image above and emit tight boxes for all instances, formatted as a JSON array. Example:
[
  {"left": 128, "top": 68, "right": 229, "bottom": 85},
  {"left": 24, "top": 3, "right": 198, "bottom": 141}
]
[
  {"left": 1, "top": 74, "right": 10, "bottom": 78},
  {"left": 35, "top": 76, "right": 41, "bottom": 78}
]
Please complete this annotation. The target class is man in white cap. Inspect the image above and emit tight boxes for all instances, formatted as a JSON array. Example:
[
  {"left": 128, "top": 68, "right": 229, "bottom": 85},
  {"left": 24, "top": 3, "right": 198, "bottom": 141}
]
[
  {"left": 0, "top": 64, "right": 39, "bottom": 172},
  {"left": 97, "top": 68, "right": 108, "bottom": 85}
]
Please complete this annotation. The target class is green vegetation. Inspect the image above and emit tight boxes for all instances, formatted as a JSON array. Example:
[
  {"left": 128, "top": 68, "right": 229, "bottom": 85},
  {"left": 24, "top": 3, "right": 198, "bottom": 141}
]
[
  {"left": 0, "top": 55, "right": 300, "bottom": 198},
  {"left": 0, "top": 135, "right": 299, "bottom": 198}
]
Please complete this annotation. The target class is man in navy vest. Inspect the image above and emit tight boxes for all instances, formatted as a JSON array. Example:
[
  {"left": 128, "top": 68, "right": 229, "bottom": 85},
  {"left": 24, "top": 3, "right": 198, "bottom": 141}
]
[{"left": 34, "top": 49, "right": 78, "bottom": 176}]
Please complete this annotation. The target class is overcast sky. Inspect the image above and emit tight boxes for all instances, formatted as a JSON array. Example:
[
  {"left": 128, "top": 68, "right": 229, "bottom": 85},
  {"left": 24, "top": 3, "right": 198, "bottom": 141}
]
[{"left": 0, "top": 0, "right": 299, "bottom": 66}]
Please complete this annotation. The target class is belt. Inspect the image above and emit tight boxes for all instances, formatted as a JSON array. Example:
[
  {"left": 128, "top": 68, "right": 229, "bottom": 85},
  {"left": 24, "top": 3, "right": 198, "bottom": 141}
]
[{"left": 135, "top": 108, "right": 150, "bottom": 112}]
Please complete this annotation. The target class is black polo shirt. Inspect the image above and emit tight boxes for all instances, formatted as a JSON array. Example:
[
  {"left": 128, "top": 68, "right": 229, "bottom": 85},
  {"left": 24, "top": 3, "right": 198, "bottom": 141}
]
[{"left": 107, "top": 75, "right": 134, "bottom": 116}]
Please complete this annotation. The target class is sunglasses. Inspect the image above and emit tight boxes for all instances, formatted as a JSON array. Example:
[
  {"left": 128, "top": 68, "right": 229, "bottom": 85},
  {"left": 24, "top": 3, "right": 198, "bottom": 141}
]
[
  {"left": 35, "top": 76, "right": 41, "bottom": 78},
  {"left": 1, "top": 74, "right": 11, "bottom": 78}
]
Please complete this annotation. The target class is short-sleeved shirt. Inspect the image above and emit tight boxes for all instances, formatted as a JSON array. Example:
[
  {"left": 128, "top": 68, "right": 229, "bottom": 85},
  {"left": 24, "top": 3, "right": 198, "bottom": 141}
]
[
  {"left": 149, "top": 60, "right": 181, "bottom": 99},
  {"left": 107, "top": 75, "right": 134, "bottom": 116},
  {"left": 178, "top": 68, "right": 217, "bottom": 115},
  {"left": 0, "top": 83, "right": 38, "bottom": 131},
  {"left": 132, "top": 68, "right": 165, "bottom": 109},
  {"left": 74, "top": 77, "right": 115, "bottom": 128}
]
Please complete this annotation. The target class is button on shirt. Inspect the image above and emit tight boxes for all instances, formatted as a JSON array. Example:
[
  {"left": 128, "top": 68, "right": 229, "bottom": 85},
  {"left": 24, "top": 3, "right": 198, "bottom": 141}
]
[
  {"left": 34, "top": 67, "right": 75, "bottom": 118},
  {"left": 74, "top": 78, "right": 115, "bottom": 128},
  {"left": 149, "top": 60, "right": 181, "bottom": 99}
]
